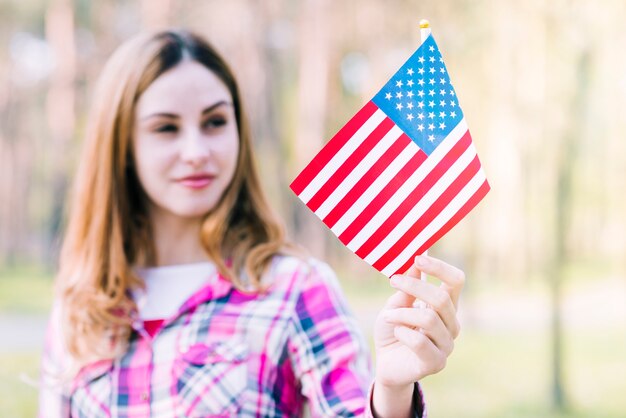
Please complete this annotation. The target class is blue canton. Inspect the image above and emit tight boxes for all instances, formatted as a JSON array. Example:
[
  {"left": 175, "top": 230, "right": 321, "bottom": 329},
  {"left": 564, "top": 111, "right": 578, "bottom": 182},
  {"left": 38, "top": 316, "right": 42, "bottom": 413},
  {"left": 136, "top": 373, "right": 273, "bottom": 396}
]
[{"left": 372, "top": 35, "right": 463, "bottom": 156}]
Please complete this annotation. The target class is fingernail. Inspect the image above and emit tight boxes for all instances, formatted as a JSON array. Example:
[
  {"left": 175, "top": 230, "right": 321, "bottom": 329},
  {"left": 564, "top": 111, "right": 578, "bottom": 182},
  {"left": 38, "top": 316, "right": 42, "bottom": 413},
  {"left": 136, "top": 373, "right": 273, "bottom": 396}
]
[
  {"left": 416, "top": 255, "right": 429, "bottom": 267},
  {"left": 390, "top": 275, "right": 401, "bottom": 287}
]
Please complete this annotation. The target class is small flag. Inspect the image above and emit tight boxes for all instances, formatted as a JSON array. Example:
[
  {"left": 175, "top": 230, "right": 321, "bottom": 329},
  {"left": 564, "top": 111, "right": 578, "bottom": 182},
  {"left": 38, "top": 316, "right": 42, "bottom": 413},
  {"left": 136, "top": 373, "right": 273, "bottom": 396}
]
[{"left": 290, "top": 33, "right": 490, "bottom": 277}]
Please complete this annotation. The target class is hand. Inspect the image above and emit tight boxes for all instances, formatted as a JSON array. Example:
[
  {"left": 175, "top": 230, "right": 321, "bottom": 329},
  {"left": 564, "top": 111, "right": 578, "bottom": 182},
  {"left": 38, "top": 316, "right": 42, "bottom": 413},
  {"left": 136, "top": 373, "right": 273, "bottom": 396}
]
[{"left": 373, "top": 254, "right": 465, "bottom": 389}]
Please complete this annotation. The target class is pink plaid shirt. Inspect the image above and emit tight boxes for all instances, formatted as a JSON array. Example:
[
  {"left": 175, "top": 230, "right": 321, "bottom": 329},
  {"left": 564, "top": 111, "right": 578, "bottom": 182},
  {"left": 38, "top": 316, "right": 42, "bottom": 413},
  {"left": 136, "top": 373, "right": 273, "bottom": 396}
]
[{"left": 39, "top": 256, "right": 425, "bottom": 417}]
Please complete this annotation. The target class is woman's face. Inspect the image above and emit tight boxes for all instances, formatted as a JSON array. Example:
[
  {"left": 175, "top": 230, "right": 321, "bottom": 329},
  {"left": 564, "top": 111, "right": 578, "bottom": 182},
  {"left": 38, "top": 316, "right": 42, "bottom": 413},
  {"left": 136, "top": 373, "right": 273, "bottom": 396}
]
[{"left": 133, "top": 60, "right": 239, "bottom": 220}]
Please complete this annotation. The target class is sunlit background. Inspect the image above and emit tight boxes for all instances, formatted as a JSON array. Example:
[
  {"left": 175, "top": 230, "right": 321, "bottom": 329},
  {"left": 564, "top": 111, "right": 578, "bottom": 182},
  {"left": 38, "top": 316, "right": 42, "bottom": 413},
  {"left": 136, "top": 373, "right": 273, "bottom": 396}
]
[{"left": 1, "top": 0, "right": 625, "bottom": 417}]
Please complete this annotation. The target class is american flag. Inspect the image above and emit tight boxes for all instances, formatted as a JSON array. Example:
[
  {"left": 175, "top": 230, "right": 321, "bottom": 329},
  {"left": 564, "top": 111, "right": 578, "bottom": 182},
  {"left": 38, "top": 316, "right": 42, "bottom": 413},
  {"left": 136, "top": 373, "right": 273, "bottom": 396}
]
[{"left": 291, "top": 34, "right": 490, "bottom": 277}]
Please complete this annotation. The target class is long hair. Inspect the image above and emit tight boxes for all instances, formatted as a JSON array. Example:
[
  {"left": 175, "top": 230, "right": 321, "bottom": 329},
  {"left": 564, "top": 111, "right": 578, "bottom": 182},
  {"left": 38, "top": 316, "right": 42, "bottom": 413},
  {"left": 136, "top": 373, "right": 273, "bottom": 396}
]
[{"left": 56, "top": 29, "right": 290, "bottom": 370}]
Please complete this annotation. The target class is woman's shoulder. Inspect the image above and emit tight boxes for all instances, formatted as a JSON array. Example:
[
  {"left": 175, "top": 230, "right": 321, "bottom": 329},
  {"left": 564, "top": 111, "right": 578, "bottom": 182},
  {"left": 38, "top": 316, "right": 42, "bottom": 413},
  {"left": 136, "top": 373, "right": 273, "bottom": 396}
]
[{"left": 263, "top": 254, "right": 345, "bottom": 298}]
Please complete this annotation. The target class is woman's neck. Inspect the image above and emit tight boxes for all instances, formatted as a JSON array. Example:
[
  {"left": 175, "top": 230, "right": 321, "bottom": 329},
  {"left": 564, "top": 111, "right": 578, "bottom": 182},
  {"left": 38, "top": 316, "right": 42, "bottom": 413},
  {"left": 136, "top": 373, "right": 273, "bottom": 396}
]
[{"left": 148, "top": 205, "right": 209, "bottom": 267}]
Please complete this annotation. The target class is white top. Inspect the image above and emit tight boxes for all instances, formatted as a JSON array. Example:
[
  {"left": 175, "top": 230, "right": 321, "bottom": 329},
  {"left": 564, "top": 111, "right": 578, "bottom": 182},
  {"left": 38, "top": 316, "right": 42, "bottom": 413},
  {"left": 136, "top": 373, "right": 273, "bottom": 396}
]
[{"left": 133, "top": 261, "right": 217, "bottom": 320}]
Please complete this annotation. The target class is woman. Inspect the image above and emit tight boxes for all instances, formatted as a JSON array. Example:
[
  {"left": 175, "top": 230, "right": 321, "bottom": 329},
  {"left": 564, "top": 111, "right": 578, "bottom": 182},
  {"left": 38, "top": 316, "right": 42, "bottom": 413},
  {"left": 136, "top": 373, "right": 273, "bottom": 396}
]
[{"left": 39, "top": 29, "right": 464, "bottom": 417}]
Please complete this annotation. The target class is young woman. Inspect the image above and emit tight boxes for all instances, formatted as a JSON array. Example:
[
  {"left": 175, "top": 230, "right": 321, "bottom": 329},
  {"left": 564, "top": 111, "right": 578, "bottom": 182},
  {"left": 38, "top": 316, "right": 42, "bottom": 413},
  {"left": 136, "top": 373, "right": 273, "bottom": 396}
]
[{"left": 39, "top": 29, "right": 465, "bottom": 418}]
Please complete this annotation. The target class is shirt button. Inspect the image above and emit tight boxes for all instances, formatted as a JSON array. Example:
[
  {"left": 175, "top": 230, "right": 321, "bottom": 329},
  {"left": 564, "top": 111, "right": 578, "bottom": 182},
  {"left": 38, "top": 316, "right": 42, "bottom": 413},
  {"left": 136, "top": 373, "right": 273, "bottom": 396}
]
[{"left": 141, "top": 392, "right": 149, "bottom": 401}]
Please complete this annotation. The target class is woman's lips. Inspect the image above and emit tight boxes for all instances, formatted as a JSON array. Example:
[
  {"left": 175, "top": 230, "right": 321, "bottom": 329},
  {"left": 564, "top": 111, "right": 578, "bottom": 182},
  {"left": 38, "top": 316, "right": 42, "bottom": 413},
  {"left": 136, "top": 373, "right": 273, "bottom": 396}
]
[{"left": 177, "top": 175, "right": 214, "bottom": 189}]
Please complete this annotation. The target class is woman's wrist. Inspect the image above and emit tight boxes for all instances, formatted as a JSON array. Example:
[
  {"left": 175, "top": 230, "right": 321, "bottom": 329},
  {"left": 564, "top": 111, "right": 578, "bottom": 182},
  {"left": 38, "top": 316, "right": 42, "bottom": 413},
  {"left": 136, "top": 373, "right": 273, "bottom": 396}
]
[{"left": 371, "top": 380, "right": 415, "bottom": 418}]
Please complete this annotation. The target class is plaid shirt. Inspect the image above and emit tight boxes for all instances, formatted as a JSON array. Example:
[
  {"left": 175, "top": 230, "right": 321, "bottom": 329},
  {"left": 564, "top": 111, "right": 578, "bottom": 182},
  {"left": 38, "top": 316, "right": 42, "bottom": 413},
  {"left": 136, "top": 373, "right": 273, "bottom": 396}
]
[{"left": 39, "top": 256, "right": 425, "bottom": 417}]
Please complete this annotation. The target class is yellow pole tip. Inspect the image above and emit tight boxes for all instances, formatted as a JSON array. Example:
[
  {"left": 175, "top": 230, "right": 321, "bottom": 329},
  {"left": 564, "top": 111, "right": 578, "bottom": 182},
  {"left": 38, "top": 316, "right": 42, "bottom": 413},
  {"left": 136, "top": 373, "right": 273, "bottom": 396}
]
[{"left": 419, "top": 19, "right": 430, "bottom": 29}]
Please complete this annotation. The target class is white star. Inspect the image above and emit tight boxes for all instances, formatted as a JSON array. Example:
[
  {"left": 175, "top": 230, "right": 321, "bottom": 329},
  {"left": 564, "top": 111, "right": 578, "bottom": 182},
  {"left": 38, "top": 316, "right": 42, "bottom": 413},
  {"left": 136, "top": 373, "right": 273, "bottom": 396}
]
[
  {"left": 429, "top": 56, "right": 435, "bottom": 63},
  {"left": 450, "top": 90, "right": 455, "bottom": 96},
  {"left": 429, "top": 67, "right": 436, "bottom": 74},
  {"left": 417, "top": 113, "right": 424, "bottom": 120},
  {"left": 450, "top": 100, "right": 456, "bottom": 107},
  {"left": 407, "top": 102, "right": 414, "bottom": 109},
  {"left": 417, "top": 101, "right": 424, "bottom": 109},
  {"left": 439, "top": 122, "right": 446, "bottom": 129},
  {"left": 417, "top": 90, "right": 424, "bottom": 98},
  {"left": 439, "top": 57, "right": 444, "bottom": 63},
  {"left": 396, "top": 80, "right": 403, "bottom": 88},
  {"left": 450, "top": 111, "right": 457, "bottom": 118},
  {"left": 439, "top": 111, "right": 446, "bottom": 118},
  {"left": 440, "top": 78, "right": 447, "bottom": 84},
  {"left": 396, "top": 91, "right": 403, "bottom": 99},
  {"left": 417, "top": 124, "right": 425, "bottom": 132},
  {"left": 428, "top": 89, "right": 435, "bottom": 96},
  {"left": 428, "top": 134, "right": 435, "bottom": 142},
  {"left": 440, "top": 100, "right": 446, "bottom": 106},
  {"left": 428, "top": 100, "right": 435, "bottom": 107},
  {"left": 407, "top": 68, "right": 414, "bottom": 76},
  {"left": 428, "top": 123, "right": 435, "bottom": 131},
  {"left": 418, "top": 57, "right": 425, "bottom": 64},
  {"left": 428, "top": 112, "right": 435, "bottom": 119},
  {"left": 440, "top": 67, "right": 445, "bottom": 73},
  {"left": 418, "top": 79, "right": 425, "bottom": 86},
  {"left": 407, "top": 113, "right": 414, "bottom": 121},
  {"left": 429, "top": 78, "right": 435, "bottom": 85},
  {"left": 407, "top": 80, "right": 414, "bottom": 87},
  {"left": 418, "top": 68, "right": 425, "bottom": 75},
  {"left": 385, "top": 92, "right": 392, "bottom": 100},
  {"left": 429, "top": 45, "right": 435, "bottom": 52},
  {"left": 440, "top": 89, "right": 446, "bottom": 95},
  {"left": 396, "top": 103, "right": 403, "bottom": 110},
  {"left": 407, "top": 91, "right": 414, "bottom": 98}
]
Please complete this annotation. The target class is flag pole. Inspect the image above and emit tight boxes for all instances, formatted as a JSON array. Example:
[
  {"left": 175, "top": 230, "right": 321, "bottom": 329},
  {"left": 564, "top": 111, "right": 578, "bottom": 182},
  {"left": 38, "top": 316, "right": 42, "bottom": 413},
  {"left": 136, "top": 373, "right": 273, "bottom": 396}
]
[{"left": 414, "top": 19, "right": 430, "bottom": 305}]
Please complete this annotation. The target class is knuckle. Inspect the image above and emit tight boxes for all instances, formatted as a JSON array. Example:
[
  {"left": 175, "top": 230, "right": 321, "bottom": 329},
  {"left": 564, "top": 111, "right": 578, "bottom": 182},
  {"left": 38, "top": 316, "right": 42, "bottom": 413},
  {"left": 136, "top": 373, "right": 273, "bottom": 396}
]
[
  {"left": 456, "top": 269, "right": 466, "bottom": 286},
  {"left": 433, "top": 290, "right": 450, "bottom": 311},
  {"left": 422, "top": 309, "right": 438, "bottom": 329}
]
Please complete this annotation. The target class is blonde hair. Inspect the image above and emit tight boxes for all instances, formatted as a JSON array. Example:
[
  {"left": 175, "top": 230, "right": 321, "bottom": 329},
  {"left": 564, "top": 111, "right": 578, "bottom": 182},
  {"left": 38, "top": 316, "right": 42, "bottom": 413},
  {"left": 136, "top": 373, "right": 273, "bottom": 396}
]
[{"left": 56, "top": 30, "right": 291, "bottom": 370}]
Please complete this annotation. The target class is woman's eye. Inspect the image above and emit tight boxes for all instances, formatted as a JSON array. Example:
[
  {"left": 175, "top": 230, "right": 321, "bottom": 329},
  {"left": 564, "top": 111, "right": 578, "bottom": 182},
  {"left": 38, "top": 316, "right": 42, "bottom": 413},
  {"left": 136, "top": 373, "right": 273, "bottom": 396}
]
[
  {"left": 204, "top": 117, "right": 227, "bottom": 129},
  {"left": 155, "top": 124, "right": 178, "bottom": 133}
]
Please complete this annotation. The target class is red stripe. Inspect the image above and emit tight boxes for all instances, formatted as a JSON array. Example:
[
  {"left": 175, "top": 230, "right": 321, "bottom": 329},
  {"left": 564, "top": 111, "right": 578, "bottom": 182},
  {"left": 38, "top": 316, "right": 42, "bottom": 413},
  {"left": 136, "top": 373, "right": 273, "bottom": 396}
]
[
  {"left": 290, "top": 101, "right": 378, "bottom": 195},
  {"left": 323, "top": 134, "right": 413, "bottom": 228},
  {"left": 337, "top": 148, "right": 427, "bottom": 245},
  {"left": 390, "top": 179, "right": 490, "bottom": 276},
  {"left": 372, "top": 154, "right": 481, "bottom": 271},
  {"left": 355, "top": 131, "right": 472, "bottom": 259},
  {"left": 305, "top": 118, "right": 395, "bottom": 212}
]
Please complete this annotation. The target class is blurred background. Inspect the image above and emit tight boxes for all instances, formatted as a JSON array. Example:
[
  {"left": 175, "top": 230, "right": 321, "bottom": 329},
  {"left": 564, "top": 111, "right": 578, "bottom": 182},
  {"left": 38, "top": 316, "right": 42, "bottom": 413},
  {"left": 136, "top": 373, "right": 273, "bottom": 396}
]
[{"left": 1, "top": 0, "right": 625, "bottom": 417}]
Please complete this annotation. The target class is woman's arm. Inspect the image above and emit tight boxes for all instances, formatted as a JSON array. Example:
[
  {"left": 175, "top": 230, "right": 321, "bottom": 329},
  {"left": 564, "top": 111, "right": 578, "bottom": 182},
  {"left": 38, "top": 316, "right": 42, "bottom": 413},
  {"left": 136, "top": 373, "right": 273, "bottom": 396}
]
[
  {"left": 38, "top": 303, "right": 71, "bottom": 418},
  {"left": 372, "top": 254, "right": 465, "bottom": 417}
]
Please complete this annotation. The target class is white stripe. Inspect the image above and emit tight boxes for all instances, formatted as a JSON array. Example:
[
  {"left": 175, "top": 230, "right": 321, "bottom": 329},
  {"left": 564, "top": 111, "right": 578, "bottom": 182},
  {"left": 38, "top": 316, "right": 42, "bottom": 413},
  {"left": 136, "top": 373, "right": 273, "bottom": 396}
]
[
  {"left": 297, "top": 110, "right": 386, "bottom": 203},
  {"left": 381, "top": 168, "right": 487, "bottom": 276},
  {"left": 330, "top": 144, "right": 417, "bottom": 236},
  {"left": 345, "top": 119, "right": 469, "bottom": 251},
  {"left": 361, "top": 143, "right": 477, "bottom": 262},
  {"left": 315, "top": 125, "right": 403, "bottom": 219}
]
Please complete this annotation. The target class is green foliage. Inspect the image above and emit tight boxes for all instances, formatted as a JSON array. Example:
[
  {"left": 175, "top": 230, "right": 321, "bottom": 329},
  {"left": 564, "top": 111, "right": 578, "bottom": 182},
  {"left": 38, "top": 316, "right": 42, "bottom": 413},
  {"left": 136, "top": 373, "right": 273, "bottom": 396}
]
[{"left": 0, "top": 265, "right": 53, "bottom": 314}]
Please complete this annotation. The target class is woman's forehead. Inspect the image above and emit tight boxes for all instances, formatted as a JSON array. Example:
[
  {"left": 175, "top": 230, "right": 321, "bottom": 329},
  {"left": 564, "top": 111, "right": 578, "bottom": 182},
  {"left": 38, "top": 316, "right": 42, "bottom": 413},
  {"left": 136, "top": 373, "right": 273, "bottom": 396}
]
[{"left": 136, "top": 60, "right": 232, "bottom": 118}]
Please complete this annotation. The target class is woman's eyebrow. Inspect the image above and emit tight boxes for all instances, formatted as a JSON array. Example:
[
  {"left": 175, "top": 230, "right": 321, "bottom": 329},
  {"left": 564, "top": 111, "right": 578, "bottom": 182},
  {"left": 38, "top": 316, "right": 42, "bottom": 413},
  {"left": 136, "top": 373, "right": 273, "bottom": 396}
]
[
  {"left": 201, "top": 100, "right": 232, "bottom": 116},
  {"left": 140, "top": 100, "right": 232, "bottom": 121}
]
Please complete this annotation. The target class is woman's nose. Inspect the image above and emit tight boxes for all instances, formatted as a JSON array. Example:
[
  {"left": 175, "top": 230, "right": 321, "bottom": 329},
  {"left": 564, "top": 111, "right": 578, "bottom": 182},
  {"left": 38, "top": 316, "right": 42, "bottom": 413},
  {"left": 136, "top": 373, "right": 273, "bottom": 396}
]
[{"left": 180, "top": 128, "right": 210, "bottom": 165}]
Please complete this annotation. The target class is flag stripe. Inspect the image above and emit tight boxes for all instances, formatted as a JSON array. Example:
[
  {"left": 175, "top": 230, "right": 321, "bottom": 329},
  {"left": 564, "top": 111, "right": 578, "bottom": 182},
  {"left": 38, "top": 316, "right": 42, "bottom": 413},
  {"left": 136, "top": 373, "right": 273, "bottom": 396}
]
[
  {"left": 388, "top": 178, "right": 490, "bottom": 276},
  {"left": 345, "top": 121, "right": 470, "bottom": 252},
  {"left": 329, "top": 140, "right": 419, "bottom": 236},
  {"left": 321, "top": 132, "right": 413, "bottom": 228},
  {"left": 355, "top": 131, "right": 473, "bottom": 260},
  {"left": 307, "top": 118, "right": 396, "bottom": 212},
  {"left": 338, "top": 150, "right": 427, "bottom": 245},
  {"left": 372, "top": 153, "right": 481, "bottom": 270},
  {"left": 290, "top": 101, "right": 378, "bottom": 196},
  {"left": 381, "top": 170, "right": 489, "bottom": 276},
  {"left": 296, "top": 110, "right": 386, "bottom": 203}
]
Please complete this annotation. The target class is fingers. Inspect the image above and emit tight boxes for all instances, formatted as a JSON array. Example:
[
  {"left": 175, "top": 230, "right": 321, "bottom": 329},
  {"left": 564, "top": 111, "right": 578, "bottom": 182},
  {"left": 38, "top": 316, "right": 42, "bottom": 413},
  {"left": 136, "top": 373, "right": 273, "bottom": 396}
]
[
  {"left": 384, "top": 307, "right": 455, "bottom": 355},
  {"left": 411, "top": 255, "right": 466, "bottom": 309},
  {"left": 393, "top": 326, "right": 447, "bottom": 374},
  {"left": 390, "top": 274, "right": 459, "bottom": 338}
]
